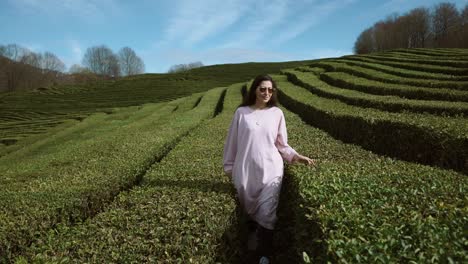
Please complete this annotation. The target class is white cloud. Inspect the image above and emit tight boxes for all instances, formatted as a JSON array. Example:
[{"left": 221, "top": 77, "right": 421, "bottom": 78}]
[
  {"left": 273, "top": 0, "right": 356, "bottom": 45},
  {"left": 8, "top": 0, "right": 121, "bottom": 22},
  {"left": 219, "top": 0, "right": 356, "bottom": 48},
  {"left": 69, "top": 39, "right": 83, "bottom": 63},
  {"left": 219, "top": 0, "right": 289, "bottom": 49},
  {"left": 138, "top": 0, "right": 360, "bottom": 72},
  {"left": 163, "top": 0, "right": 249, "bottom": 46}
]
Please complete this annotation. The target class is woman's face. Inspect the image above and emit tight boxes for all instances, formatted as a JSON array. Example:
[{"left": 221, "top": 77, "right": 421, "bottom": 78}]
[{"left": 255, "top": 80, "right": 273, "bottom": 105}]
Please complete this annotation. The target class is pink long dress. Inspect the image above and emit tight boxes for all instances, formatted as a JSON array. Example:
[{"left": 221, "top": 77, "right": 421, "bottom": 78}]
[{"left": 223, "top": 106, "right": 297, "bottom": 229}]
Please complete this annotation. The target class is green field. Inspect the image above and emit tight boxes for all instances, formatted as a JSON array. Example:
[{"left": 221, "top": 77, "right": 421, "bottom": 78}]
[{"left": 1, "top": 49, "right": 467, "bottom": 263}]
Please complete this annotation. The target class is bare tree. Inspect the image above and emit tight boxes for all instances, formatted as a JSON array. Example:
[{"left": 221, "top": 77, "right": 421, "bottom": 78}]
[
  {"left": 394, "top": 15, "right": 411, "bottom": 48},
  {"left": 0, "top": 43, "right": 69, "bottom": 91},
  {"left": 42, "top": 52, "right": 65, "bottom": 73},
  {"left": 168, "top": 61, "right": 204, "bottom": 73},
  {"left": 188, "top": 61, "right": 203, "bottom": 69},
  {"left": 69, "top": 64, "right": 89, "bottom": 74},
  {"left": 168, "top": 64, "right": 187, "bottom": 73},
  {"left": 371, "top": 13, "right": 400, "bottom": 52},
  {"left": 82, "top": 45, "right": 120, "bottom": 77},
  {"left": 353, "top": 2, "right": 467, "bottom": 53},
  {"left": 406, "top": 7, "right": 431, "bottom": 48},
  {"left": 118, "top": 47, "right": 145, "bottom": 76},
  {"left": 354, "top": 27, "right": 375, "bottom": 54},
  {"left": 0, "top": 44, "right": 29, "bottom": 61},
  {"left": 0, "top": 45, "right": 6, "bottom": 58},
  {"left": 432, "top": 2, "right": 461, "bottom": 47},
  {"left": 108, "top": 54, "right": 120, "bottom": 78},
  {"left": 0, "top": 44, "right": 28, "bottom": 90},
  {"left": 19, "top": 51, "right": 43, "bottom": 68},
  {"left": 461, "top": 4, "right": 468, "bottom": 48}
]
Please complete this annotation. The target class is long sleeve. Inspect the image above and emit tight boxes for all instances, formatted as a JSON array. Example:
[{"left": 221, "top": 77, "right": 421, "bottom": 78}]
[
  {"left": 223, "top": 109, "right": 239, "bottom": 174},
  {"left": 275, "top": 111, "right": 297, "bottom": 163}
]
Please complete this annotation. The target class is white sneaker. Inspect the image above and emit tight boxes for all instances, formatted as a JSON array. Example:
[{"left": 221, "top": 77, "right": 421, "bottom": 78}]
[{"left": 259, "top": 256, "right": 270, "bottom": 264}]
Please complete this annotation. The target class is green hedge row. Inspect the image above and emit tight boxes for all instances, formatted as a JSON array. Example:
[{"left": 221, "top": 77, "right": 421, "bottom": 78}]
[
  {"left": 20, "top": 84, "right": 242, "bottom": 263},
  {"left": 339, "top": 59, "right": 468, "bottom": 81},
  {"left": 273, "top": 74, "right": 468, "bottom": 174},
  {"left": 283, "top": 69, "right": 468, "bottom": 116},
  {"left": 382, "top": 51, "right": 468, "bottom": 61},
  {"left": 309, "top": 61, "right": 468, "bottom": 91},
  {"left": 294, "top": 65, "right": 327, "bottom": 74},
  {"left": 361, "top": 54, "right": 468, "bottom": 68},
  {"left": 344, "top": 56, "right": 468, "bottom": 76},
  {"left": 172, "top": 92, "right": 204, "bottom": 112},
  {"left": 320, "top": 71, "right": 468, "bottom": 102},
  {"left": 0, "top": 89, "right": 224, "bottom": 262},
  {"left": 0, "top": 59, "right": 315, "bottom": 146},
  {"left": 279, "top": 105, "right": 467, "bottom": 263},
  {"left": 390, "top": 48, "right": 468, "bottom": 57}
]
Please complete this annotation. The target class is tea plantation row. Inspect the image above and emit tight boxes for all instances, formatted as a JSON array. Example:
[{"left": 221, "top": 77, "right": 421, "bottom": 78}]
[
  {"left": 13, "top": 84, "right": 244, "bottom": 263},
  {"left": 0, "top": 87, "right": 224, "bottom": 261},
  {"left": 0, "top": 60, "right": 315, "bottom": 149}
]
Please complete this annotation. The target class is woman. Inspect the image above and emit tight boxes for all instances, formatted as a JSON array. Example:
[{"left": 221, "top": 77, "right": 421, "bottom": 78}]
[{"left": 223, "top": 74, "right": 315, "bottom": 263}]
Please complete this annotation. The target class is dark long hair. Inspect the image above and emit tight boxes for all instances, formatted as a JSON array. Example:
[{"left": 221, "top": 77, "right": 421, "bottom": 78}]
[{"left": 240, "top": 74, "right": 278, "bottom": 107}]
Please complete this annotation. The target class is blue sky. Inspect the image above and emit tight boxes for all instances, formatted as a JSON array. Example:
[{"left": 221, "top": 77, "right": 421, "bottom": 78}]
[{"left": 1, "top": 0, "right": 467, "bottom": 73}]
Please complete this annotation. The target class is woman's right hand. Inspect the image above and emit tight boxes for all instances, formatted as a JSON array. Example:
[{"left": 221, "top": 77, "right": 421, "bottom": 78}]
[{"left": 293, "top": 154, "right": 317, "bottom": 166}]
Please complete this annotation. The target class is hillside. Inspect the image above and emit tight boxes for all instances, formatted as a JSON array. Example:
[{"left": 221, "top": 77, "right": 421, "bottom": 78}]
[
  {"left": 0, "top": 48, "right": 467, "bottom": 263},
  {"left": 0, "top": 59, "right": 314, "bottom": 154}
]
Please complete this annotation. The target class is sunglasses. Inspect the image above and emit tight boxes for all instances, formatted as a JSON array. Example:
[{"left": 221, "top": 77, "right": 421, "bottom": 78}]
[{"left": 258, "top": 87, "right": 275, "bottom": 93}]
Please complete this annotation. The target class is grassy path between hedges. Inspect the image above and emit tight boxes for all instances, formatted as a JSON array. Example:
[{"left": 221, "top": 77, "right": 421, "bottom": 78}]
[
  {"left": 7, "top": 78, "right": 467, "bottom": 263},
  {"left": 18, "top": 84, "right": 239, "bottom": 262},
  {"left": 0, "top": 88, "right": 223, "bottom": 262}
]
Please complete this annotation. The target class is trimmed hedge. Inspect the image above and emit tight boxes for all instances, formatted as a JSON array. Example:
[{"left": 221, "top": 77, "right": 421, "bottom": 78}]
[
  {"left": 309, "top": 61, "right": 468, "bottom": 91},
  {"left": 0, "top": 59, "right": 317, "bottom": 152},
  {"left": 280, "top": 105, "right": 467, "bottom": 263},
  {"left": 21, "top": 84, "right": 243, "bottom": 263},
  {"left": 339, "top": 59, "right": 468, "bottom": 81},
  {"left": 320, "top": 72, "right": 468, "bottom": 102},
  {"left": 0, "top": 89, "right": 224, "bottom": 262},
  {"left": 390, "top": 48, "right": 468, "bottom": 57},
  {"left": 343, "top": 56, "right": 468, "bottom": 76},
  {"left": 361, "top": 53, "right": 468, "bottom": 68},
  {"left": 273, "top": 74, "right": 468, "bottom": 174},
  {"left": 283, "top": 69, "right": 468, "bottom": 116},
  {"left": 382, "top": 51, "right": 468, "bottom": 61}
]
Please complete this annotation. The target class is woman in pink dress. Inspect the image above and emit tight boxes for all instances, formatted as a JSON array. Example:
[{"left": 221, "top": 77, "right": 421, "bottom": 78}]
[{"left": 223, "top": 74, "right": 315, "bottom": 263}]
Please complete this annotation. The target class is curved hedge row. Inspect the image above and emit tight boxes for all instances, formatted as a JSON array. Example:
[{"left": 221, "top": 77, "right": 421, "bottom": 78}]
[
  {"left": 339, "top": 59, "right": 468, "bottom": 81},
  {"left": 0, "top": 88, "right": 224, "bottom": 262},
  {"left": 390, "top": 48, "right": 468, "bottom": 57},
  {"left": 344, "top": 56, "right": 468, "bottom": 75},
  {"left": 309, "top": 61, "right": 468, "bottom": 91},
  {"left": 320, "top": 72, "right": 468, "bottom": 102},
  {"left": 382, "top": 51, "right": 468, "bottom": 61},
  {"left": 280, "top": 105, "right": 467, "bottom": 263},
  {"left": 21, "top": 84, "right": 242, "bottom": 263},
  {"left": 283, "top": 69, "right": 468, "bottom": 116},
  {"left": 273, "top": 74, "right": 468, "bottom": 174},
  {"left": 361, "top": 54, "right": 468, "bottom": 68}
]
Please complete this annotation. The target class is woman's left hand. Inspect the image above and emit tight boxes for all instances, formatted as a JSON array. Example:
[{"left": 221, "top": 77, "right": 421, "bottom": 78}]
[{"left": 293, "top": 154, "right": 317, "bottom": 166}]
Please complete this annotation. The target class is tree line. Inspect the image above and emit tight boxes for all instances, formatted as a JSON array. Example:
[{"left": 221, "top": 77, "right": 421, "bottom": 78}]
[
  {"left": 70, "top": 45, "right": 145, "bottom": 77},
  {"left": 167, "top": 61, "right": 204, "bottom": 73},
  {"left": 0, "top": 44, "right": 66, "bottom": 91},
  {"left": 354, "top": 2, "right": 468, "bottom": 54},
  {"left": 0, "top": 44, "right": 145, "bottom": 92}
]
